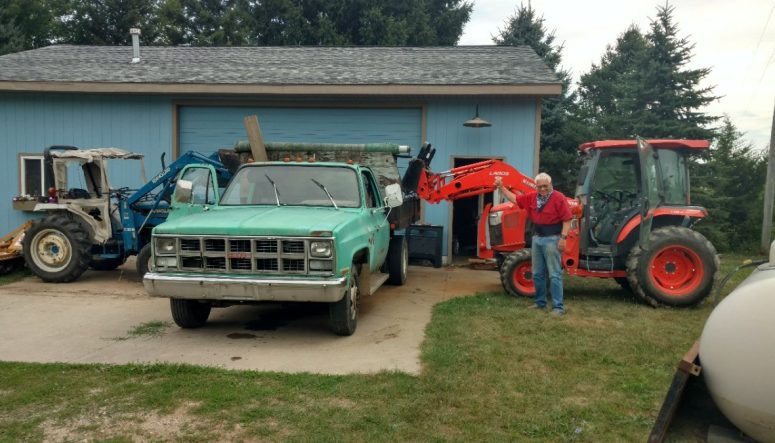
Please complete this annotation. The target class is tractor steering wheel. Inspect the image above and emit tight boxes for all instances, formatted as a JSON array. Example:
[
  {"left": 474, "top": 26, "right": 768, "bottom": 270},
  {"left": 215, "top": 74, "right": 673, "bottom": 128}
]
[{"left": 593, "top": 189, "right": 623, "bottom": 204}]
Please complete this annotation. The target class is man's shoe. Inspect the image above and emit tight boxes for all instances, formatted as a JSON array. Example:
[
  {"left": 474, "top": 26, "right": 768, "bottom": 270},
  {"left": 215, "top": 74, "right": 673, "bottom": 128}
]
[
  {"left": 551, "top": 310, "right": 565, "bottom": 317},
  {"left": 527, "top": 304, "right": 546, "bottom": 310}
]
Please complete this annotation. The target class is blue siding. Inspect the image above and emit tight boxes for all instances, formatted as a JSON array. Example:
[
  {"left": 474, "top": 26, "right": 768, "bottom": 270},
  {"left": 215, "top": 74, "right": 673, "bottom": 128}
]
[
  {"left": 423, "top": 98, "right": 538, "bottom": 255},
  {"left": 0, "top": 94, "right": 540, "bottom": 260},
  {"left": 0, "top": 93, "right": 173, "bottom": 234}
]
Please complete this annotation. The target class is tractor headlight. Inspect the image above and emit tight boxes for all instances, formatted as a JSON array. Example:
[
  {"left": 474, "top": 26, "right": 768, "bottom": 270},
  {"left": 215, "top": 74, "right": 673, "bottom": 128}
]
[
  {"left": 155, "top": 237, "right": 176, "bottom": 254},
  {"left": 310, "top": 241, "right": 333, "bottom": 258},
  {"left": 155, "top": 256, "right": 178, "bottom": 268}
]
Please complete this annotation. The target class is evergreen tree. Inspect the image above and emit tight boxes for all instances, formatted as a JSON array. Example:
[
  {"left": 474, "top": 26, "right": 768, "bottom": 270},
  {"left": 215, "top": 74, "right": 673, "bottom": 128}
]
[
  {"left": 493, "top": 2, "right": 586, "bottom": 192},
  {"left": 577, "top": 26, "right": 650, "bottom": 139},
  {"left": 691, "top": 117, "right": 767, "bottom": 252},
  {"left": 0, "top": 0, "right": 62, "bottom": 51},
  {"left": 0, "top": 20, "right": 24, "bottom": 55},
  {"left": 639, "top": 3, "right": 718, "bottom": 139},
  {"left": 61, "top": 0, "right": 160, "bottom": 45},
  {"left": 577, "top": 3, "right": 718, "bottom": 140}
]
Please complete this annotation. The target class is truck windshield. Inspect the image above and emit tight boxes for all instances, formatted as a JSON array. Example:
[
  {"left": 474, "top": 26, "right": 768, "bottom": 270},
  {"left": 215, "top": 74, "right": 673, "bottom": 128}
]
[{"left": 220, "top": 165, "right": 361, "bottom": 208}]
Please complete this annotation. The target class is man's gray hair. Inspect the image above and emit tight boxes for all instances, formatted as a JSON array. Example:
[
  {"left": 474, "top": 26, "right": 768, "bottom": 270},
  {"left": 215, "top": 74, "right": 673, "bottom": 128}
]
[{"left": 535, "top": 172, "right": 552, "bottom": 183}]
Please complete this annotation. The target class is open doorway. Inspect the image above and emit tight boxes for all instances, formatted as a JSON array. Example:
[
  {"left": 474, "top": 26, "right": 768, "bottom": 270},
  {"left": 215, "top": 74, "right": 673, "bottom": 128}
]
[{"left": 450, "top": 157, "right": 493, "bottom": 263}]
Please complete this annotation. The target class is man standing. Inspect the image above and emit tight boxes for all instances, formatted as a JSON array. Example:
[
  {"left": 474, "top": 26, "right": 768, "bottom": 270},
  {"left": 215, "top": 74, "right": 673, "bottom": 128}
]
[{"left": 495, "top": 173, "right": 572, "bottom": 316}]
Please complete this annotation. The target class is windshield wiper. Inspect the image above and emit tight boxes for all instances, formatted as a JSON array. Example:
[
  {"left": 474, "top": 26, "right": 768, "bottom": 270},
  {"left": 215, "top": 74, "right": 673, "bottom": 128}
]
[
  {"left": 265, "top": 174, "right": 281, "bottom": 206},
  {"left": 311, "top": 178, "right": 338, "bottom": 209}
]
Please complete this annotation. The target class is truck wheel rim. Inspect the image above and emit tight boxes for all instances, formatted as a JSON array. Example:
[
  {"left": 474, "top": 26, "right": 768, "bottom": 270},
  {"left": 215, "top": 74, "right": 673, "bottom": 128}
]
[
  {"left": 511, "top": 261, "right": 535, "bottom": 295},
  {"left": 649, "top": 245, "right": 704, "bottom": 296},
  {"left": 348, "top": 274, "right": 358, "bottom": 320},
  {"left": 31, "top": 229, "right": 72, "bottom": 273}
]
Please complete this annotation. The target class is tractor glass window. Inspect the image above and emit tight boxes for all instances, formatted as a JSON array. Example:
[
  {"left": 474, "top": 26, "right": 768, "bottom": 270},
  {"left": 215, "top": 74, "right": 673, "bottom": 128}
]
[
  {"left": 181, "top": 167, "right": 215, "bottom": 205},
  {"left": 657, "top": 150, "right": 689, "bottom": 205},
  {"left": 591, "top": 153, "right": 639, "bottom": 209}
]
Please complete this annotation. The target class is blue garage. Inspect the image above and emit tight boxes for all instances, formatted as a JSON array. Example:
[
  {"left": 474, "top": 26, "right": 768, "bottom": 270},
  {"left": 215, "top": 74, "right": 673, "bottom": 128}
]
[{"left": 0, "top": 45, "right": 560, "bottom": 262}]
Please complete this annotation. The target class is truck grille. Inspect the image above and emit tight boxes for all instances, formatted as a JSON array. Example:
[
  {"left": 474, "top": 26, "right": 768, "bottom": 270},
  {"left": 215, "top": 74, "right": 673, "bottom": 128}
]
[{"left": 154, "top": 236, "right": 334, "bottom": 275}]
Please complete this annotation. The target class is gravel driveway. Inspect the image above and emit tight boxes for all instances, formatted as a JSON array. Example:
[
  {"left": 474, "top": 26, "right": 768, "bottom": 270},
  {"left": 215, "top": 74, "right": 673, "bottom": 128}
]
[{"left": 0, "top": 261, "right": 502, "bottom": 374}]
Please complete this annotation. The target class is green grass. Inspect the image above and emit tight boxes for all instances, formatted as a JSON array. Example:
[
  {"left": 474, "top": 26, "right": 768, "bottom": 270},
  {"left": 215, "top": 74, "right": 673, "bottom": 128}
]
[
  {"left": 0, "top": 265, "right": 30, "bottom": 285},
  {"left": 0, "top": 253, "right": 764, "bottom": 442},
  {"left": 127, "top": 321, "right": 172, "bottom": 338}
]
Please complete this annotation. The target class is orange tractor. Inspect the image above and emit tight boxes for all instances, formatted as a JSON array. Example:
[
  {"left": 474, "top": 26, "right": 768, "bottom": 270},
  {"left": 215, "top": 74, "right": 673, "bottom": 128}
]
[{"left": 406, "top": 138, "right": 718, "bottom": 307}]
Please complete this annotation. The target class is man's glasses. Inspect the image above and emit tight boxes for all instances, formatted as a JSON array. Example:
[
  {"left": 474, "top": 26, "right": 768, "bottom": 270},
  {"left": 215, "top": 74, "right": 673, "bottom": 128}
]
[{"left": 536, "top": 184, "right": 551, "bottom": 189}]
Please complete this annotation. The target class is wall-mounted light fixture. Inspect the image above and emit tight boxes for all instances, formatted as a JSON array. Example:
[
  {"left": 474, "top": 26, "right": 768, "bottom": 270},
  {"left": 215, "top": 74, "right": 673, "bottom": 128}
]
[{"left": 463, "top": 105, "right": 491, "bottom": 128}]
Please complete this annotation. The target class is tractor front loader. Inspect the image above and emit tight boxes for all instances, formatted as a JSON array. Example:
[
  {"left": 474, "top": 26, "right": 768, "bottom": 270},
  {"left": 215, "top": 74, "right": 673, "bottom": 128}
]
[{"left": 409, "top": 138, "right": 718, "bottom": 307}]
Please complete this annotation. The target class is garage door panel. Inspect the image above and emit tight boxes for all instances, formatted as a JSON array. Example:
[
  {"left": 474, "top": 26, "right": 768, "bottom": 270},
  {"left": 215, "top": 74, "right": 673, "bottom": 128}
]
[{"left": 179, "top": 106, "right": 422, "bottom": 153}]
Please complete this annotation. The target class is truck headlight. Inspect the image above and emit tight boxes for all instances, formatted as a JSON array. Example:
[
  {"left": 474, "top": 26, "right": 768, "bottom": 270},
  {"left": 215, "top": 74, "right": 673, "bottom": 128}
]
[
  {"left": 310, "top": 241, "right": 332, "bottom": 258},
  {"left": 155, "top": 237, "right": 176, "bottom": 254},
  {"left": 155, "top": 256, "right": 178, "bottom": 267}
]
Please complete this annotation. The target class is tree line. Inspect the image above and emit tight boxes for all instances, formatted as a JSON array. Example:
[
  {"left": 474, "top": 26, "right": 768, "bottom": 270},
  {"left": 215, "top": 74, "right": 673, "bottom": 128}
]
[
  {"left": 496, "top": 3, "right": 768, "bottom": 253},
  {"left": 0, "top": 0, "right": 472, "bottom": 51},
  {"left": 0, "top": 0, "right": 768, "bottom": 252}
]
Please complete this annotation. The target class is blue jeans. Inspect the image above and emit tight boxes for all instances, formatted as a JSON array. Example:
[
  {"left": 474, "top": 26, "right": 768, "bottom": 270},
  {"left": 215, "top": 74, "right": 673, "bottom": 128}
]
[{"left": 531, "top": 235, "right": 565, "bottom": 313}]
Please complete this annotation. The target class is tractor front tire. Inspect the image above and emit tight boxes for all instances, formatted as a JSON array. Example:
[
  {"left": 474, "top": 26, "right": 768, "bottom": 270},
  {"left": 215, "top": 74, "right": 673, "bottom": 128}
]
[
  {"left": 500, "top": 249, "right": 536, "bottom": 298},
  {"left": 23, "top": 214, "right": 92, "bottom": 282},
  {"left": 170, "top": 299, "right": 211, "bottom": 328},
  {"left": 626, "top": 226, "right": 718, "bottom": 307}
]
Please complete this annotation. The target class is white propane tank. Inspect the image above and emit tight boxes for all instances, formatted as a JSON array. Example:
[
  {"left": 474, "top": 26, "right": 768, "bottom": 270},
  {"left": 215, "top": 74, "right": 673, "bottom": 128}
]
[{"left": 699, "top": 241, "right": 775, "bottom": 442}]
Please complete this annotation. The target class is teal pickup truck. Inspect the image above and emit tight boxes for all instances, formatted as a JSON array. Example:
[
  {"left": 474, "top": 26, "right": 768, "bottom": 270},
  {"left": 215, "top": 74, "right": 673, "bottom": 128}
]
[{"left": 143, "top": 143, "right": 418, "bottom": 335}]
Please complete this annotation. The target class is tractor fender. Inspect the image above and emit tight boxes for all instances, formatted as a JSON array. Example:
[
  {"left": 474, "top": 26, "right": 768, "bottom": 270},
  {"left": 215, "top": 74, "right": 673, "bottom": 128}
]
[
  {"left": 615, "top": 207, "right": 707, "bottom": 244},
  {"left": 32, "top": 204, "right": 108, "bottom": 243}
]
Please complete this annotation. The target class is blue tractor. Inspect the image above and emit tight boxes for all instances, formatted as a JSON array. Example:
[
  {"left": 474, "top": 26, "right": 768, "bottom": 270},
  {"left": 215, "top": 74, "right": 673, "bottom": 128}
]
[{"left": 22, "top": 146, "right": 236, "bottom": 282}]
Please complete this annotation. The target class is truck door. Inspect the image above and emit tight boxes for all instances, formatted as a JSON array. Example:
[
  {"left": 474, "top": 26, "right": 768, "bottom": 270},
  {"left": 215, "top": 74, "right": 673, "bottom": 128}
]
[
  {"left": 637, "top": 138, "right": 662, "bottom": 248},
  {"left": 362, "top": 170, "right": 389, "bottom": 272},
  {"left": 171, "top": 164, "right": 221, "bottom": 216}
]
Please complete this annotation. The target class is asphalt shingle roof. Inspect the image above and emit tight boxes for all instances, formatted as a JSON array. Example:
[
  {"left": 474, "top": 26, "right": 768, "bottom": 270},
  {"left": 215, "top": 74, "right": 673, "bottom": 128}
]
[{"left": 0, "top": 45, "right": 558, "bottom": 86}]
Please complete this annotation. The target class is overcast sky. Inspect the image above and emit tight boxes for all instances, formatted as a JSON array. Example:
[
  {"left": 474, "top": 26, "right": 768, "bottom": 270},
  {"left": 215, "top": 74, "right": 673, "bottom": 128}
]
[{"left": 459, "top": 0, "right": 775, "bottom": 150}]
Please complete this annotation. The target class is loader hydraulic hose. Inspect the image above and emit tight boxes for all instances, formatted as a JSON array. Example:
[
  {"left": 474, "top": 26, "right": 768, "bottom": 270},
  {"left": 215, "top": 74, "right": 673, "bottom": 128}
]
[{"left": 712, "top": 259, "right": 767, "bottom": 306}]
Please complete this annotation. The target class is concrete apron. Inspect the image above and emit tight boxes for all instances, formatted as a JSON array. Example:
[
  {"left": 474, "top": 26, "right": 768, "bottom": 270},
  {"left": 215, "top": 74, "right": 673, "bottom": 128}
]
[{"left": 0, "top": 261, "right": 503, "bottom": 375}]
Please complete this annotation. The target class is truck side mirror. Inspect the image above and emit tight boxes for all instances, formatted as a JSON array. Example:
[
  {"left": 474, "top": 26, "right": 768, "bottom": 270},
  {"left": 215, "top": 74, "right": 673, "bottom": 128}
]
[
  {"left": 383, "top": 183, "right": 403, "bottom": 208},
  {"left": 174, "top": 179, "right": 193, "bottom": 204}
]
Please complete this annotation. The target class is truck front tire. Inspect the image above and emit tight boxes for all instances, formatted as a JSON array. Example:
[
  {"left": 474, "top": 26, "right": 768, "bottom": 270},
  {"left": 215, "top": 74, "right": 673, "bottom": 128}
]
[
  {"left": 329, "top": 264, "right": 359, "bottom": 336},
  {"left": 136, "top": 243, "right": 152, "bottom": 278},
  {"left": 170, "top": 299, "right": 211, "bottom": 328}
]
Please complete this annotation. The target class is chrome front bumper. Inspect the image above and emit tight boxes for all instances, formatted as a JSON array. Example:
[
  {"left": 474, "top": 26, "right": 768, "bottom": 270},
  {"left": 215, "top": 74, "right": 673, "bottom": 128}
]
[{"left": 143, "top": 272, "right": 348, "bottom": 302}]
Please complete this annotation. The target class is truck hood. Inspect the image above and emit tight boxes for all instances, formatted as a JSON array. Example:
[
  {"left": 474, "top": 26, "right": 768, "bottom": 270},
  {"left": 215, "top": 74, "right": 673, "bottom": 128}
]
[{"left": 155, "top": 206, "right": 359, "bottom": 236}]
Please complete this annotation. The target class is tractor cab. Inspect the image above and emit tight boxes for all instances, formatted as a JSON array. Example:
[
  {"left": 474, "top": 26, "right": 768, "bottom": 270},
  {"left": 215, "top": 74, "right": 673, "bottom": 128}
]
[{"left": 574, "top": 138, "right": 709, "bottom": 269}]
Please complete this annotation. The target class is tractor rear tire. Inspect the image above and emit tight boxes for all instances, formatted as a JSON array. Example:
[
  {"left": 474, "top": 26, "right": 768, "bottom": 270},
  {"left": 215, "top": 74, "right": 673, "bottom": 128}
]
[
  {"left": 626, "top": 226, "right": 718, "bottom": 307},
  {"left": 329, "top": 264, "right": 359, "bottom": 336},
  {"left": 23, "top": 214, "right": 92, "bottom": 282},
  {"left": 386, "top": 235, "right": 408, "bottom": 285},
  {"left": 170, "top": 299, "right": 211, "bottom": 328},
  {"left": 136, "top": 243, "right": 152, "bottom": 278},
  {"left": 500, "top": 249, "right": 536, "bottom": 297}
]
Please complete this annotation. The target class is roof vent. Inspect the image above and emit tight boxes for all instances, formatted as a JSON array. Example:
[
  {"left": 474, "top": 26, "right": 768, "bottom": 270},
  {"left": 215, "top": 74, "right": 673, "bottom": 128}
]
[{"left": 130, "top": 28, "right": 141, "bottom": 63}]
